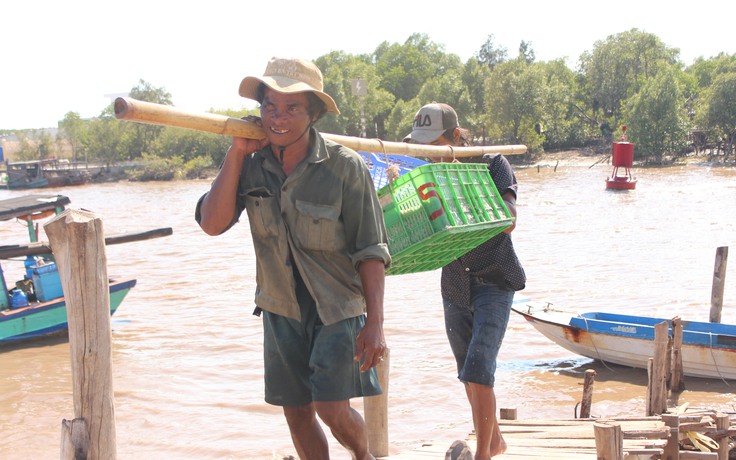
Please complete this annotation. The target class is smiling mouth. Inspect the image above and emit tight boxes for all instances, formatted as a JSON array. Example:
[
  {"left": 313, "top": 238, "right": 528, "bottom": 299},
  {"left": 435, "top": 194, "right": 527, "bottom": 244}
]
[{"left": 270, "top": 127, "right": 289, "bottom": 134}]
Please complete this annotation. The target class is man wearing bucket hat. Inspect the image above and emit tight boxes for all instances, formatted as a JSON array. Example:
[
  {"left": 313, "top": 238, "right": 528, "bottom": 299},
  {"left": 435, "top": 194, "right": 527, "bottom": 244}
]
[
  {"left": 405, "top": 103, "right": 526, "bottom": 460},
  {"left": 196, "top": 57, "right": 391, "bottom": 460}
]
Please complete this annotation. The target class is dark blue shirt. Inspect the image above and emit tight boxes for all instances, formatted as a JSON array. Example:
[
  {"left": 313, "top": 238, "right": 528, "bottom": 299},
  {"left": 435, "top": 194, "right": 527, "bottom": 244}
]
[{"left": 440, "top": 154, "right": 526, "bottom": 306}]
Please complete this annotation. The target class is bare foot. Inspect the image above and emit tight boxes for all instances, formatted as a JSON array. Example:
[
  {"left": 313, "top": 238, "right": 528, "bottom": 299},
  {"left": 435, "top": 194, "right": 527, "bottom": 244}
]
[{"left": 489, "top": 434, "right": 507, "bottom": 457}]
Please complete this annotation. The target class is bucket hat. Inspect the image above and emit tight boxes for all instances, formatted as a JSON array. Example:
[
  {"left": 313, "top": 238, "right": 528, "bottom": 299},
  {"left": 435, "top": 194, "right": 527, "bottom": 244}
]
[{"left": 239, "top": 57, "right": 340, "bottom": 114}]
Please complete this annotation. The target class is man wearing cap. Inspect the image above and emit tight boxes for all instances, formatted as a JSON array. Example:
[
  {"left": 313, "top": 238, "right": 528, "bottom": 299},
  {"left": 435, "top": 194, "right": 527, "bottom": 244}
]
[
  {"left": 405, "top": 103, "right": 526, "bottom": 460},
  {"left": 196, "top": 57, "right": 391, "bottom": 460}
]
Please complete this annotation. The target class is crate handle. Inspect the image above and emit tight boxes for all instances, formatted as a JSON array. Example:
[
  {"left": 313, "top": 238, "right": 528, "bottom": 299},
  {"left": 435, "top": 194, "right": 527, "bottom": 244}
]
[{"left": 377, "top": 139, "right": 398, "bottom": 193}]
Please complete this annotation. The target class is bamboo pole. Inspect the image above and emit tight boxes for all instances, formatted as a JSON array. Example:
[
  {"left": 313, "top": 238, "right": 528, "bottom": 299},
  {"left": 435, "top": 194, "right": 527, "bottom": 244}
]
[
  {"left": 113, "top": 97, "right": 528, "bottom": 159},
  {"left": 45, "top": 209, "right": 117, "bottom": 460},
  {"left": 710, "top": 246, "right": 728, "bottom": 323},
  {"left": 364, "top": 348, "right": 390, "bottom": 457}
]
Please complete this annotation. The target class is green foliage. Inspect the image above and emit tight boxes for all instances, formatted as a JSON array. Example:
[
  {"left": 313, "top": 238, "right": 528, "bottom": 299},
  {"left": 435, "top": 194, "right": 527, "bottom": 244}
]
[
  {"left": 579, "top": 29, "right": 679, "bottom": 127},
  {"left": 183, "top": 155, "right": 213, "bottom": 179},
  {"left": 696, "top": 72, "right": 736, "bottom": 158},
  {"left": 12, "top": 130, "right": 57, "bottom": 161},
  {"left": 374, "top": 33, "right": 448, "bottom": 104},
  {"left": 484, "top": 58, "right": 546, "bottom": 150},
  {"left": 127, "top": 152, "right": 184, "bottom": 181},
  {"left": 58, "top": 112, "right": 88, "bottom": 163},
  {"left": 128, "top": 80, "right": 172, "bottom": 159},
  {"left": 83, "top": 114, "right": 132, "bottom": 166},
  {"left": 150, "top": 127, "right": 229, "bottom": 165},
  {"left": 36, "top": 30, "right": 732, "bottom": 176},
  {"left": 623, "top": 67, "right": 691, "bottom": 163},
  {"left": 316, "top": 51, "right": 395, "bottom": 138},
  {"left": 476, "top": 34, "right": 508, "bottom": 70}
]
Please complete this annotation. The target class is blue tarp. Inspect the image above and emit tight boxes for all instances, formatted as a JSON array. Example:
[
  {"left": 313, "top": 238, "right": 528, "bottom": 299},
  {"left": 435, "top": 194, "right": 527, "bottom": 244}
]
[{"left": 357, "top": 151, "right": 428, "bottom": 190}]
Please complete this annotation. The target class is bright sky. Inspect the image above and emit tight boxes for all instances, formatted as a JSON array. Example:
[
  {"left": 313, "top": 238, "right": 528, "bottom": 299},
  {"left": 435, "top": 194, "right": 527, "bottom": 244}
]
[{"left": 3, "top": 0, "right": 734, "bottom": 130}]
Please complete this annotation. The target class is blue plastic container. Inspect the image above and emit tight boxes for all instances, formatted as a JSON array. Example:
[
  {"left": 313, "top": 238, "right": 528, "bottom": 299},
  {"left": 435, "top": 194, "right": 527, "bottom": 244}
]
[
  {"left": 11, "top": 289, "right": 29, "bottom": 309},
  {"left": 24, "top": 256, "right": 37, "bottom": 279},
  {"left": 31, "top": 263, "right": 64, "bottom": 302}
]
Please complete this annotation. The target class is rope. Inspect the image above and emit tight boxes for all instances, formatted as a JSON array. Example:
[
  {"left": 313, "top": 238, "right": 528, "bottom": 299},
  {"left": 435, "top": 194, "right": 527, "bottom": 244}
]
[
  {"left": 580, "top": 313, "right": 617, "bottom": 373},
  {"left": 708, "top": 332, "right": 730, "bottom": 386},
  {"left": 378, "top": 139, "right": 400, "bottom": 187}
]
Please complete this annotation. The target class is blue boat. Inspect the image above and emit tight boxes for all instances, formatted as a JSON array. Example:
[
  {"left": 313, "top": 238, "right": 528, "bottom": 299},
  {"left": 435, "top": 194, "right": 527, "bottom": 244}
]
[
  {"left": 0, "top": 194, "right": 171, "bottom": 346},
  {"left": 512, "top": 301, "right": 736, "bottom": 380}
]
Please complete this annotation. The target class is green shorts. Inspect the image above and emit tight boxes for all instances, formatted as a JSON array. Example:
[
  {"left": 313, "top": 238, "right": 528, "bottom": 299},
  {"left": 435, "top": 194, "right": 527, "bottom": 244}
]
[{"left": 262, "top": 272, "right": 381, "bottom": 406}]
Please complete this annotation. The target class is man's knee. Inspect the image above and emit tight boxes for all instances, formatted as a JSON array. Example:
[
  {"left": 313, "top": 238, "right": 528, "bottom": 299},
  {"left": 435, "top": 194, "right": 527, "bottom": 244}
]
[{"left": 313, "top": 400, "right": 351, "bottom": 427}]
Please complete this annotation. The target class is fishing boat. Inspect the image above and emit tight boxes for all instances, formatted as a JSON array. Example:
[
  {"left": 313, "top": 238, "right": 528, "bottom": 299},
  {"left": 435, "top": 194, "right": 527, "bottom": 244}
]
[
  {"left": 511, "top": 301, "right": 736, "bottom": 380},
  {"left": 0, "top": 194, "right": 172, "bottom": 345},
  {"left": 1, "top": 159, "right": 96, "bottom": 190}
]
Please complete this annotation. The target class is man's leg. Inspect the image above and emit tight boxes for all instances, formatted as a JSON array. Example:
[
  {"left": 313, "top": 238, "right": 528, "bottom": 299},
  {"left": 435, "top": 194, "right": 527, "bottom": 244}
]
[
  {"left": 315, "top": 400, "right": 375, "bottom": 460},
  {"left": 465, "top": 383, "right": 506, "bottom": 459},
  {"left": 283, "top": 403, "right": 329, "bottom": 460}
]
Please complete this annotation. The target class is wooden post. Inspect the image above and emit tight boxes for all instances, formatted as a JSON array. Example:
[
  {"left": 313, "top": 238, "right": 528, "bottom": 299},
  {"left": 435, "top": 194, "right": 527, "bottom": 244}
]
[
  {"left": 45, "top": 209, "right": 117, "bottom": 460},
  {"left": 580, "top": 369, "right": 596, "bottom": 418},
  {"left": 594, "top": 421, "right": 623, "bottom": 459},
  {"left": 716, "top": 413, "right": 729, "bottom": 459},
  {"left": 499, "top": 408, "right": 517, "bottom": 420},
  {"left": 647, "top": 322, "right": 669, "bottom": 416},
  {"left": 710, "top": 246, "right": 728, "bottom": 323},
  {"left": 670, "top": 317, "right": 685, "bottom": 394},
  {"left": 365, "top": 348, "right": 389, "bottom": 458},
  {"left": 661, "top": 413, "right": 680, "bottom": 460},
  {"left": 60, "top": 418, "right": 88, "bottom": 460}
]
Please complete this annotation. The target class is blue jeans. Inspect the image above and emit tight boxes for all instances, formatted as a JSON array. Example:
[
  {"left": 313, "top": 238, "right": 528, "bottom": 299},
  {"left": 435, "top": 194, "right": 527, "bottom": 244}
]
[{"left": 443, "top": 279, "right": 514, "bottom": 386}]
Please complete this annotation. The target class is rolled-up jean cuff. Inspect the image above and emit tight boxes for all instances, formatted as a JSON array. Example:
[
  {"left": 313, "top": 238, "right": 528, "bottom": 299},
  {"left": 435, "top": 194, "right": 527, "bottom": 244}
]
[{"left": 443, "top": 280, "right": 514, "bottom": 386}]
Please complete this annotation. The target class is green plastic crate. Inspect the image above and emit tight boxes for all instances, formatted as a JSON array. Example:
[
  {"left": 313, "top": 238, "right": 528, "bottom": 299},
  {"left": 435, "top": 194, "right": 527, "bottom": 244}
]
[{"left": 377, "top": 163, "right": 513, "bottom": 275}]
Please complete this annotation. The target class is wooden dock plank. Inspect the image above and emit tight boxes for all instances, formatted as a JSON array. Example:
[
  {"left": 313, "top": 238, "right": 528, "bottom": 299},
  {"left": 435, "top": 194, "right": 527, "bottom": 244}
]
[{"left": 383, "top": 418, "right": 668, "bottom": 459}]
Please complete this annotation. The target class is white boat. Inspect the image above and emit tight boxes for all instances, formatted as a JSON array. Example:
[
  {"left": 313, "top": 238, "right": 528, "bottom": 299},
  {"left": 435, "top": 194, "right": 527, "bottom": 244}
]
[{"left": 512, "top": 301, "right": 736, "bottom": 381}]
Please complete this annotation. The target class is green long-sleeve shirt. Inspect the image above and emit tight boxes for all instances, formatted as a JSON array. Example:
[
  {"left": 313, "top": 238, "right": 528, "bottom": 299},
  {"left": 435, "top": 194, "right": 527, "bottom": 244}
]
[{"left": 196, "top": 128, "right": 391, "bottom": 325}]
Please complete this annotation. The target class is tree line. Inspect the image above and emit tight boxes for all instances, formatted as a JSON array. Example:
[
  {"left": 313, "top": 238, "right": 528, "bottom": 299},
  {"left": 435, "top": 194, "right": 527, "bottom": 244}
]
[{"left": 9, "top": 28, "right": 736, "bottom": 179}]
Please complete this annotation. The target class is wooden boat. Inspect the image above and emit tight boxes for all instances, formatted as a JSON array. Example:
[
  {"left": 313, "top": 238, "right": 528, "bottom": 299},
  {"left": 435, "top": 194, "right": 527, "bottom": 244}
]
[
  {"left": 511, "top": 301, "right": 736, "bottom": 380},
  {"left": 0, "top": 194, "right": 172, "bottom": 345},
  {"left": 1, "top": 159, "right": 95, "bottom": 190}
]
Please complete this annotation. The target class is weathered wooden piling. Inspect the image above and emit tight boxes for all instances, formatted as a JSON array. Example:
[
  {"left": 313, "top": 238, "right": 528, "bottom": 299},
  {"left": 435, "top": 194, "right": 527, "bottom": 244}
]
[
  {"left": 579, "top": 369, "right": 596, "bottom": 418},
  {"left": 670, "top": 317, "right": 685, "bottom": 394},
  {"left": 710, "top": 246, "right": 728, "bottom": 323},
  {"left": 647, "top": 322, "right": 670, "bottom": 416},
  {"left": 365, "top": 348, "right": 390, "bottom": 457},
  {"left": 45, "top": 209, "right": 117, "bottom": 459},
  {"left": 594, "top": 421, "right": 623, "bottom": 459}
]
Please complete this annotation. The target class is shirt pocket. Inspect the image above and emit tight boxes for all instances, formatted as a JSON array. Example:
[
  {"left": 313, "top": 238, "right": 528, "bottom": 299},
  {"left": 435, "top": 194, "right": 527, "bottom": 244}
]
[
  {"left": 294, "top": 200, "right": 343, "bottom": 251},
  {"left": 244, "top": 187, "right": 279, "bottom": 238}
]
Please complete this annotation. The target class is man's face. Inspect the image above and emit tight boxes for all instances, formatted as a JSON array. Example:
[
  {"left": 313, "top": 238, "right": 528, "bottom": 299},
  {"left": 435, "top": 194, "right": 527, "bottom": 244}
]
[{"left": 259, "top": 88, "right": 313, "bottom": 148}]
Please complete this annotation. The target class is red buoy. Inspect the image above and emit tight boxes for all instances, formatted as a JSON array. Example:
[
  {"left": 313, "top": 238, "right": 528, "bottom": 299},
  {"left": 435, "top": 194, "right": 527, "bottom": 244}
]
[{"left": 606, "top": 126, "right": 637, "bottom": 190}]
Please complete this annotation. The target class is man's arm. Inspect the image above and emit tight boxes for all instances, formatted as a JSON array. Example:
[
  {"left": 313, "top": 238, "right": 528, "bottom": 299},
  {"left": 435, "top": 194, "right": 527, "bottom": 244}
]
[
  {"left": 502, "top": 190, "right": 517, "bottom": 234},
  {"left": 198, "top": 136, "right": 268, "bottom": 235},
  {"left": 354, "top": 259, "right": 387, "bottom": 372}
]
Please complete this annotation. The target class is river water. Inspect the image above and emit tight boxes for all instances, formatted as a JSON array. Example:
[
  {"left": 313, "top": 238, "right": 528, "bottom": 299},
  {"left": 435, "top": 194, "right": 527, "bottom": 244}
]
[{"left": 1, "top": 158, "right": 735, "bottom": 459}]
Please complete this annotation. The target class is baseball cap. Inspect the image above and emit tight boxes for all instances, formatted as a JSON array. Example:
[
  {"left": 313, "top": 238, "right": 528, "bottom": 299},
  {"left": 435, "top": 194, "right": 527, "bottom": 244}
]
[{"left": 403, "top": 103, "right": 458, "bottom": 143}]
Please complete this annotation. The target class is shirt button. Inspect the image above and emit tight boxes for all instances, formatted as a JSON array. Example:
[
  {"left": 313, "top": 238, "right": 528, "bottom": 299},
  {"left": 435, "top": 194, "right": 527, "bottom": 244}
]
[{"left": 465, "top": 267, "right": 470, "bottom": 272}]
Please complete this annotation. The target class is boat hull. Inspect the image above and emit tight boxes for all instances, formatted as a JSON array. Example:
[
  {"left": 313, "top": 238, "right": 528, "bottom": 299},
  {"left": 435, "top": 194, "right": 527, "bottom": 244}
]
[
  {"left": 0, "top": 278, "right": 136, "bottom": 345},
  {"left": 512, "top": 302, "right": 736, "bottom": 380}
]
